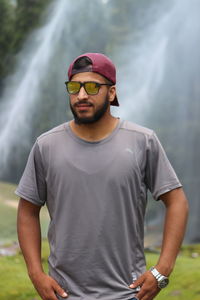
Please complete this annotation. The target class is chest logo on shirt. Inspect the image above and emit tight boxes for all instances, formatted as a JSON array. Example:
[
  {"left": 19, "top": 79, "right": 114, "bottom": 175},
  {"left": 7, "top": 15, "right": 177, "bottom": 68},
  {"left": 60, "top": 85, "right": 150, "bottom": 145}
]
[{"left": 125, "top": 148, "right": 134, "bottom": 155}]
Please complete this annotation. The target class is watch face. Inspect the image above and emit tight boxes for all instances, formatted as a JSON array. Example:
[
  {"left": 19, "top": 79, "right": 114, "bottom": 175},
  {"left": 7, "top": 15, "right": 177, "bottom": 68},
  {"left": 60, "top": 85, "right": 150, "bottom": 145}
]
[{"left": 158, "top": 278, "right": 169, "bottom": 289}]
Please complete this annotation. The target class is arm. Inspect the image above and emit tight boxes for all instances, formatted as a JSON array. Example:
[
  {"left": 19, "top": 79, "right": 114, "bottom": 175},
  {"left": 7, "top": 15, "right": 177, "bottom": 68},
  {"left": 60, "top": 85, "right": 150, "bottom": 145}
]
[
  {"left": 17, "top": 198, "right": 68, "bottom": 300},
  {"left": 130, "top": 187, "right": 189, "bottom": 300},
  {"left": 155, "top": 187, "right": 189, "bottom": 275}
]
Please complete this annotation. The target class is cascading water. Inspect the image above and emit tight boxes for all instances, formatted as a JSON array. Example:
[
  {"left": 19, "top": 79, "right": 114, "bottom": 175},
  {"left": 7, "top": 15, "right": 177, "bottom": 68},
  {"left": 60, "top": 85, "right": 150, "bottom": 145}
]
[
  {"left": 116, "top": 0, "right": 200, "bottom": 242},
  {"left": 0, "top": 0, "right": 77, "bottom": 175},
  {"left": 0, "top": 0, "right": 199, "bottom": 242},
  {"left": 0, "top": 0, "right": 108, "bottom": 181}
]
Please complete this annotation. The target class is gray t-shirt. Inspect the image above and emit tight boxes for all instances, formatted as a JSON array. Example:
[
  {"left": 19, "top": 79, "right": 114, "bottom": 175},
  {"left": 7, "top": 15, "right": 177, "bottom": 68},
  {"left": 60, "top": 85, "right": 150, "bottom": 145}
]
[{"left": 16, "top": 120, "right": 181, "bottom": 300}]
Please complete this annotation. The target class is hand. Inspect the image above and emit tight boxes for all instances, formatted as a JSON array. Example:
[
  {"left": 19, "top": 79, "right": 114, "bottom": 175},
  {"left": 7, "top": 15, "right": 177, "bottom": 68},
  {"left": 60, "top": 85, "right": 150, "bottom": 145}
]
[
  {"left": 129, "top": 270, "right": 160, "bottom": 300},
  {"left": 30, "top": 271, "right": 68, "bottom": 300}
]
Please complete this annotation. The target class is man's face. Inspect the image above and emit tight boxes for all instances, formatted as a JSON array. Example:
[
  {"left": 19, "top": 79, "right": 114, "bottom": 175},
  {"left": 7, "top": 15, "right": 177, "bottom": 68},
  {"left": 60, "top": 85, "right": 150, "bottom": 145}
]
[{"left": 69, "top": 72, "right": 114, "bottom": 124}]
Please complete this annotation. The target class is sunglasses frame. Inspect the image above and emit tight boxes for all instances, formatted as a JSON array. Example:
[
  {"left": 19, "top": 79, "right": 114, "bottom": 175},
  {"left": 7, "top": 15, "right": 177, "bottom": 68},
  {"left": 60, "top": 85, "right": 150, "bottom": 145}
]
[{"left": 65, "top": 81, "right": 113, "bottom": 95}]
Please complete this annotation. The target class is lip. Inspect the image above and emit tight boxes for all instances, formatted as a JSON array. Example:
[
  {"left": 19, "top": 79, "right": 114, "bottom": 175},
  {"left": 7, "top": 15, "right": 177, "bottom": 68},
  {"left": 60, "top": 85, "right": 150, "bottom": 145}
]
[
  {"left": 75, "top": 103, "right": 93, "bottom": 110},
  {"left": 77, "top": 105, "right": 92, "bottom": 111}
]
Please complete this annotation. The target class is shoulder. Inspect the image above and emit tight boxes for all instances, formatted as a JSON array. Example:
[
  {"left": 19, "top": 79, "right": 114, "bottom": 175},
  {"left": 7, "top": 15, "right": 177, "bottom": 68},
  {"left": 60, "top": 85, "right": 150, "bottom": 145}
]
[
  {"left": 119, "top": 121, "right": 166, "bottom": 154},
  {"left": 120, "top": 120, "right": 154, "bottom": 137},
  {"left": 36, "top": 122, "right": 68, "bottom": 144}
]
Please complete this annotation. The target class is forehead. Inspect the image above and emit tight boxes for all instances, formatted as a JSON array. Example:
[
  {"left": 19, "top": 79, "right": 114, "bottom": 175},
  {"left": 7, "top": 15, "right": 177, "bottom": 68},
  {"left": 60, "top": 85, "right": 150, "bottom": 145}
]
[{"left": 71, "top": 72, "right": 106, "bottom": 83}]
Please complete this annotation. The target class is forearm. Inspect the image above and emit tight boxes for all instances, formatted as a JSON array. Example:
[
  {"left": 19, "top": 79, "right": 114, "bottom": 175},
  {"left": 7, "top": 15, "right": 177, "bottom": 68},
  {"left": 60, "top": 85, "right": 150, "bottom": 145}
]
[
  {"left": 156, "top": 188, "right": 189, "bottom": 275},
  {"left": 17, "top": 198, "right": 68, "bottom": 300},
  {"left": 130, "top": 188, "right": 188, "bottom": 299},
  {"left": 17, "top": 198, "right": 44, "bottom": 278}
]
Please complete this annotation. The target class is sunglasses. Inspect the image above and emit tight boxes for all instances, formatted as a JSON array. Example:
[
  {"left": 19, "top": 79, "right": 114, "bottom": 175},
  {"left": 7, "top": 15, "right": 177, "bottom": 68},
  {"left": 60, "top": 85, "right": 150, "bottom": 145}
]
[{"left": 65, "top": 81, "right": 113, "bottom": 95}]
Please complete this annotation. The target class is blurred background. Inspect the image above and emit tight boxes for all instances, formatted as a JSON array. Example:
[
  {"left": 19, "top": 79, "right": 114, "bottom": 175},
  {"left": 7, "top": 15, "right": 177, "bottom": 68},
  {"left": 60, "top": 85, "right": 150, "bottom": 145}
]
[
  {"left": 0, "top": 0, "right": 200, "bottom": 299},
  {"left": 0, "top": 0, "right": 200, "bottom": 246}
]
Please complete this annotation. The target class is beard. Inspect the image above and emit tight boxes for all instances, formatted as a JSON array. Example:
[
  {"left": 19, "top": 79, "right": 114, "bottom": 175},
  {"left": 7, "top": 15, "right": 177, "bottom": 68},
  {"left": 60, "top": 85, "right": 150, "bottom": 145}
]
[{"left": 70, "top": 95, "right": 110, "bottom": 125}]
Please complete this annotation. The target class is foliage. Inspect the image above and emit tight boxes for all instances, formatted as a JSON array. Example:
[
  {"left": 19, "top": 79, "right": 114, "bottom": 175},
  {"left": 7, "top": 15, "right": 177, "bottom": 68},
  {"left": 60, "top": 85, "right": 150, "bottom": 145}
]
[
  {"left": 0, "top": 181, "right": 49, "bottom": 243},
  {"left": 0, "top": 0, "right": 173, "bottom": 179},
  {"left": 0, "top": 181, "right": 198, "bottom": 300},
  {"left": 0, "top": 240, "right": 49, "bottom": 300},
  {"left": 0, "top": 181, "right": 18, "bottom": 200},
  {"left": 0, "top": 0, "right": 15, "bottom": 80},
  {"left": 0, "top": 240, "right": 200, "bottom": 300},
  {"left": 147, "top": 250, "right": 200, "bottom": 300},
  {"left": 0, "top": 0, "right": 52, "bottom": 85},
  {"left": 14, "top": 0, "right": 53, "bottom": 50},
  {"left": 0, "top": 0, "right": 200, "bottom": 241}
]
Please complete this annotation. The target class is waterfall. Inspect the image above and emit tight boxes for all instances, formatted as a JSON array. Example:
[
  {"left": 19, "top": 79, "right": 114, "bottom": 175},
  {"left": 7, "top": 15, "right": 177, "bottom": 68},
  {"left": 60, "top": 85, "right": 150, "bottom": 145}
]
[
  {"left": 115, "top": 0, "right": 200, "bottom": 242},
  {"left": 0, "top": 0, "right": 199, "bottom": 242},
  {"left": 0, "top": 0, "right": 77, "bottom": 176}
]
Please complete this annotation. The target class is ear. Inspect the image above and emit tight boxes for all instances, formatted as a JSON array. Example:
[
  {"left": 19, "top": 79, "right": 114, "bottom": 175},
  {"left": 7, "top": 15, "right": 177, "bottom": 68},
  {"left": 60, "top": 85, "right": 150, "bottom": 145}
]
[{"left": 108, "top": 86, "right": 116, "bottom": 104}]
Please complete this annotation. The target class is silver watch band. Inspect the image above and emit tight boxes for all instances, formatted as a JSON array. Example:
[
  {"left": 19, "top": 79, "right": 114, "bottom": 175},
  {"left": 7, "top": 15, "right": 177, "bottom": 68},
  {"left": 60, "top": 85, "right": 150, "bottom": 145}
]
[
  {"left": 150, "top": 266, "right": 169, "bottom": 281},
  {"left": 149, "top": 266, "right": 169, "bottom": 289},
  {"left": 150, "top": 266, "right": 164, "bottom": 280}
]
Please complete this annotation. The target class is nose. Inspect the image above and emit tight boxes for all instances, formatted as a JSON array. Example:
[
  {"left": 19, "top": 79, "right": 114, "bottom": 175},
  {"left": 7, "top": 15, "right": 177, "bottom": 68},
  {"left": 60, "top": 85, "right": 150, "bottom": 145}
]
[{"left": 77, "top": 86, "right": 88, "bottom": 100}]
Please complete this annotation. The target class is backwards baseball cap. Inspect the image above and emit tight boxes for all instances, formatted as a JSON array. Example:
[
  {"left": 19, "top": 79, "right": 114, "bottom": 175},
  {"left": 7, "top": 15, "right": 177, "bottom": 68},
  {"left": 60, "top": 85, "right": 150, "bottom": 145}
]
[{"left": 68, "top": 53, "right": 119, "bottom": 106}]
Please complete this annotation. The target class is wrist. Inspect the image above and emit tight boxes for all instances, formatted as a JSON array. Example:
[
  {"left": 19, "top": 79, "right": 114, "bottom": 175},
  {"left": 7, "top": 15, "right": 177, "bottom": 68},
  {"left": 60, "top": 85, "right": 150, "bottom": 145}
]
[
  {"left": 149, "top": 266, "right": 169, "bottom": 289},
  {"left": 28, "top": 268, "right": 45, "bottom": 281},
  {"left": 155, "top": 263, "right": 173, "bottom": 277}
]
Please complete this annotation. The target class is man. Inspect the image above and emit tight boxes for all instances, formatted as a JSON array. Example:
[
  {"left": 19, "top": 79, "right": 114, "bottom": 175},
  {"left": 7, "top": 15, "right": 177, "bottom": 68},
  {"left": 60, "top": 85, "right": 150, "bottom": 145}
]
[{"left": 16, "top": 53, "right": 188, "bottom": 300}]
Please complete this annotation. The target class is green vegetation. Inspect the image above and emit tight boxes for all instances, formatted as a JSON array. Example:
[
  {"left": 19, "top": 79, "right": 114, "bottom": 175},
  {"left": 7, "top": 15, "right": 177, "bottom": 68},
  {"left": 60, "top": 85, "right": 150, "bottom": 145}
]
[
  {"left": 0, "top": 0, "right": 52, "bottom": 79},
  {"left": 0, "top": 2, "right": 200, "bottom": 296},
  {"left": 0, "top": 0, "right": 199, "bottom": 243},
  {"left": 148, "top": 250, "right": 200, "bottom": 299},
  {"left": 0, "top": 241, "right": 49, "bottom": 300},
  {"left": 0, "top": 181, "right": 18, "bottom": 200},
  {"left": 0, "top": 181, "right": 199, "bottom": 299},
  {"left": 0, "top": 181, "right": 19, "bottom": 243},
  {"left": 0, "top": 181, "right": 49, "bottom": 243},
  {"left": 0, "top": 241, "right": 199, "bottom": 300}
]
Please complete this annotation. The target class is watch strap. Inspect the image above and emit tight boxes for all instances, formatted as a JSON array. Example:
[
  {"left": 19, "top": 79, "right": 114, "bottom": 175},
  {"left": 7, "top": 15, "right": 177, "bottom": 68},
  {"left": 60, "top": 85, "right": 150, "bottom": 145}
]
[{"left": 149, "top": 266, "right": 169, "bottom": 288}]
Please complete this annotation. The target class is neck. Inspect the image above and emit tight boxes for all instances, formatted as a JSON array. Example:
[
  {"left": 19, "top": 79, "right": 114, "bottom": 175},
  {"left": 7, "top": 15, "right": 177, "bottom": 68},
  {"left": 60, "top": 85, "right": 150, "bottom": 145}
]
[{"left": 70, "top": 113, "right": 119, "bottom": 142}]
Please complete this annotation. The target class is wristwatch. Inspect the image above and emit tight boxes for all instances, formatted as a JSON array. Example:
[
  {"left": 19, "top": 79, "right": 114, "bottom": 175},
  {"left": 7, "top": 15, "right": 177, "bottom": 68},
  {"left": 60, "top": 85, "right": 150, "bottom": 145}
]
[{"left": 149, "top": 267, "right": 169, "bottom": 289}]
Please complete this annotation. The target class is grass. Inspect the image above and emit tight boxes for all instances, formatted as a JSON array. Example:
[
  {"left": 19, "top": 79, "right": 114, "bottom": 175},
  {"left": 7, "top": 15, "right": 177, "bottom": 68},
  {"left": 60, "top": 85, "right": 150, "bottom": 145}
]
[
  {"left": 0, "top": 181, "right": 19, "bottom": 243},
  {"left": 0, "top": 181, "right": 19, "bottom": 200},
  {"left": 1, "top": 181, "right": 199, "bottom": 299},
  {"left": 147, "top": 250, "right": 200, "bottom": 299},
  {"left": 0, "top": 241, "right": 49, "bottom": 300},
  {"left": 0, "top": 241, "right": 200, "bottom": 300},
  {"left": 0, "top": 181, "right": 49, "bottom": 244}
]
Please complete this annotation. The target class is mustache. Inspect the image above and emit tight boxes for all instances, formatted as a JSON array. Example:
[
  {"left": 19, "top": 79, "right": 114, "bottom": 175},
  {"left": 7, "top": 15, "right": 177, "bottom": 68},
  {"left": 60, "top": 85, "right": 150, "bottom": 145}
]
[{"left": 73, "top": 100, "right": 93, "bottom": 107}]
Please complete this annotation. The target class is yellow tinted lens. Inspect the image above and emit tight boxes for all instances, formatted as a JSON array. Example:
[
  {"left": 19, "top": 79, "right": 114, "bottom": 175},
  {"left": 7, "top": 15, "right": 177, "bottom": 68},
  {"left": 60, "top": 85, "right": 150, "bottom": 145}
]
[
  {"left": 67, "top": 82, "right": 80, "bottom": 94},
  {"left": 85, "top": 82, "right": 99, "bottom": 94}
]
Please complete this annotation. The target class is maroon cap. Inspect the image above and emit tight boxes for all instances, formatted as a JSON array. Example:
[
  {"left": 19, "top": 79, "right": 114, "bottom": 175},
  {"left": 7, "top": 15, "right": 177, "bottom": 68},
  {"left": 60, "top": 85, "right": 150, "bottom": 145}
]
[{"left": 68, "top": 53, "right": 119, "bottom": 106}]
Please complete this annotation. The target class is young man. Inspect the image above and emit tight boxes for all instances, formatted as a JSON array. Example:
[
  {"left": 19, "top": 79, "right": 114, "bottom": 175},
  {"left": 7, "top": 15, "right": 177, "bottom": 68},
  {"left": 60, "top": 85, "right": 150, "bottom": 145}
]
[{"left": 16, "top": 53, "right": 188, "bottom": 300}]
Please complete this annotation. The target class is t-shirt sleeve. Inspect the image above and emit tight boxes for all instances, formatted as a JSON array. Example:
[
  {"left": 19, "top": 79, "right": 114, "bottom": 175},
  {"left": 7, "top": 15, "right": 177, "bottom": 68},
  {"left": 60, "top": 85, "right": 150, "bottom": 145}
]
[
  {"left": 145, "top": 132, "right": 182, "bottom": 200},
  {"left": 15, "top": 141, "right": 46, "bottom": 206}
]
